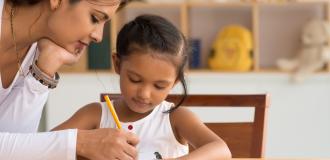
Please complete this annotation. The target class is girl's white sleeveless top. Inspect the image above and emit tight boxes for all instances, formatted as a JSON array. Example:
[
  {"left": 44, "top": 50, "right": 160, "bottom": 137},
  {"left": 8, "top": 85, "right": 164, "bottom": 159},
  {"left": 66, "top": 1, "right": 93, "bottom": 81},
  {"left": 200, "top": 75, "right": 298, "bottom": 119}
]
[{"left": 100, "top": 100, "right": 189, "bottom": 160}]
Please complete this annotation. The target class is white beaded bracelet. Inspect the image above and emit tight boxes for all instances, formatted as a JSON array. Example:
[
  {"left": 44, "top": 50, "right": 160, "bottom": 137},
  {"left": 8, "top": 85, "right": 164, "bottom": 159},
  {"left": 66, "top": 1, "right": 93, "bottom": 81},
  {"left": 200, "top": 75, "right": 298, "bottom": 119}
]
[{"left": 29, "top": 61, "right": 60, "bottom": 89}]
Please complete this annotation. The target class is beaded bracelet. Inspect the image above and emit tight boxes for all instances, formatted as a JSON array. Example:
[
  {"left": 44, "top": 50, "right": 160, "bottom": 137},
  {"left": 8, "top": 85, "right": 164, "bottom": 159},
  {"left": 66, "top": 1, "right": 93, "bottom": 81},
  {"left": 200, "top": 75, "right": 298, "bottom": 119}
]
[{"left": 29, "top": 61, "right": 60, "bottom": 89}]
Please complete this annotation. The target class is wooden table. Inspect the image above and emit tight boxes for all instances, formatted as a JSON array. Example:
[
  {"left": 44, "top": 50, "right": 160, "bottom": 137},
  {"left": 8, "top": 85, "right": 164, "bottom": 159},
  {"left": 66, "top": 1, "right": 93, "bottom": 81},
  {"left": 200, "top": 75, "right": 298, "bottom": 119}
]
[{"left": 231, "top": 159, "right": 330, "bottom": 160}]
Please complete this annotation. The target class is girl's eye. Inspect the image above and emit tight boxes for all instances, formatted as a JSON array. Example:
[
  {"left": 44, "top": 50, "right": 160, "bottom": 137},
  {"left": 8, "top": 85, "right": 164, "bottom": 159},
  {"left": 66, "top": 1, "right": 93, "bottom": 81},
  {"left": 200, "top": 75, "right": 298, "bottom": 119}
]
[
  {"left": 129, "top": 77, "right": 141, "bottom": 83},
  {"left": 154, "top": 85, "right": 166, "bottom": 90},
  {"left": 91, "top": 15, "right": 100, "bottom": 24}
]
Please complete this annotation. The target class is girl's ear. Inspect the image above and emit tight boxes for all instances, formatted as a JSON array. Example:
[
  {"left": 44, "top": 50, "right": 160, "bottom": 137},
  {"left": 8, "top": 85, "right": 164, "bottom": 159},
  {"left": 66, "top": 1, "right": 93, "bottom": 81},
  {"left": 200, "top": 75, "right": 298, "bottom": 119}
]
[
  {"left": 112, "top": 53, "right": 121, "bottom": 74},
  {"left": 50, "top": 0, "right": 62, "bottom": 11},
  {"left": 171, "top": 78, "right": 180, "bottom": 89}
]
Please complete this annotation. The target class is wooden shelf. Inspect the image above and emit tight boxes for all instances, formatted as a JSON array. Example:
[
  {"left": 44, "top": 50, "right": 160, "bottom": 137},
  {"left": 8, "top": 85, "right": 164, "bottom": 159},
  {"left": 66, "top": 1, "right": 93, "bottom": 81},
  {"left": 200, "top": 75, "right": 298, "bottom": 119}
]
[
  {"left": 188, "top": 2, "right": 253, "bottom": 8},
  {"left": 61, "top": 1, "right": 330, "bottom": 74},
  {"left": 124, "top": 2, "right": 182, "bottom": 9}
]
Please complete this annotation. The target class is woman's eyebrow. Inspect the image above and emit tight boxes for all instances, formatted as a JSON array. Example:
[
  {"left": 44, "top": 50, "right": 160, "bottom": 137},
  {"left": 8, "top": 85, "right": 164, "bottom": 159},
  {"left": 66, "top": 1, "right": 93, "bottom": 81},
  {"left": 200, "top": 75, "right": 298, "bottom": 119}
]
[{"left": 94, "top": 9, "right": 109, "bottom": 20}]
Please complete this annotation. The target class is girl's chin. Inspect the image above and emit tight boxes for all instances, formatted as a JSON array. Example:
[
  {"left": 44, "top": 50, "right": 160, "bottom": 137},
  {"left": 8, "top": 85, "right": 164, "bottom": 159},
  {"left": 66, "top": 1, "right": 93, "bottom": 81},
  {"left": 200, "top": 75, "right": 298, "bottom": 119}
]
[
  {"left": 128, "top": 104, "right": 152, "bottom": 114},
  {"left": 129, "top": 107, "right": 149, "bottom": 114}
]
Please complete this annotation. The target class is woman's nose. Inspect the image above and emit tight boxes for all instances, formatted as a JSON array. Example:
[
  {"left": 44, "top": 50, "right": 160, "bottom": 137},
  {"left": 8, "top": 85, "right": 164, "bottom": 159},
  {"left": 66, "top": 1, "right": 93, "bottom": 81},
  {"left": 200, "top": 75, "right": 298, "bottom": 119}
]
[{"left": 90, "top": 25, "right": 104, "bottom": 43}]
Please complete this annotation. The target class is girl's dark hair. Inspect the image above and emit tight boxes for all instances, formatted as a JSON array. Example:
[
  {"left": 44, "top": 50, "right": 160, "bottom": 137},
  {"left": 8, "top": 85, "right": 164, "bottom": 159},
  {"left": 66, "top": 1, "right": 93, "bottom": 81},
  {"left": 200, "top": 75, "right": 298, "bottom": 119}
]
[{"left": 116, "top": 14, "right": 189, "bottom": 113}]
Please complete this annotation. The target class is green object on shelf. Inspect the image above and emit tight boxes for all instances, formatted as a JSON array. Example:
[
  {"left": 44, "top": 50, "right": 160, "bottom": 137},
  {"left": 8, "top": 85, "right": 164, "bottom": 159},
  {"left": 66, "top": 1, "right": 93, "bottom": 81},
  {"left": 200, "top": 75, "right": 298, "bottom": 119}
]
[{"left": 88, "top": 22, "right": 111, "bottom": 69}]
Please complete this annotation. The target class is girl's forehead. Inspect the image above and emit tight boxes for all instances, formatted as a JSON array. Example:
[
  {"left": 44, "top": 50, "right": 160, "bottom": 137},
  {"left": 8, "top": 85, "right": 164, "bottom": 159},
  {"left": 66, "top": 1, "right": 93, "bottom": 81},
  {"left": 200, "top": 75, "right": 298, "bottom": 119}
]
[
  {"left": 123, "top": 53, "right": 176, "bottom": 70},
  {"left": 123, "top": 54, "right": 178, "bottom": 81},
  {"left": 126, "top": 50, "right": 181, "bottom": 67}
]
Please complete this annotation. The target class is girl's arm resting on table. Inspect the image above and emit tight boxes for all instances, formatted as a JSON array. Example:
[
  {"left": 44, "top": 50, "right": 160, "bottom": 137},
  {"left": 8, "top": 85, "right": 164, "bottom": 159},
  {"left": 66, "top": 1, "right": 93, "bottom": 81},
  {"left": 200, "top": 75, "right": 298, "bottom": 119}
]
[
  {"left": 52, "top": 103, "right": 100, "bottom": 160},
  {"left": 170, "top": 107, "right": 232, "bottom": 160},
  {"left": 0, "top": 130, "right": 77, "bottom": 160},
  {"left": 52, "top": 103, "right": 140, "bottom": 160},
  {"left": 52, "top": 103, "right": 102, "bottom": 131}
]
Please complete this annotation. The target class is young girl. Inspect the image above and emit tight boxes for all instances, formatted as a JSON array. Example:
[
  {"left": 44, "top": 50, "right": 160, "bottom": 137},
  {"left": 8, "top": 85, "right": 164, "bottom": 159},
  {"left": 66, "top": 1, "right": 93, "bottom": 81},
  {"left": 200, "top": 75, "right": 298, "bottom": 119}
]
[{"left": 53, "top": 14, "right": 232, "bottom": 159}]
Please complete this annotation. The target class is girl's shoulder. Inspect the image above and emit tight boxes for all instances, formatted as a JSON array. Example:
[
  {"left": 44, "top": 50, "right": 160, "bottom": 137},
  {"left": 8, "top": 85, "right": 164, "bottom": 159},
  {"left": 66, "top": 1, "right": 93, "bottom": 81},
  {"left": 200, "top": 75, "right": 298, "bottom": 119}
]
[
  {"left": 169, "top": 106, "right": 204, "bottom": 135},
  {"left": 51, "top": 102, "right": 102, "bottom": 130},
  {"left": 169, "top": 106, "right": 199, "bottom": 145},
  {"left": 81, "top": 102, "right": 103, "bottom": 113},
  {"left": 74, "top": 102, "right": 103, "bottom": 129},
  {"left": 169, "top": 107, "right": 194, "bottom": 123}
]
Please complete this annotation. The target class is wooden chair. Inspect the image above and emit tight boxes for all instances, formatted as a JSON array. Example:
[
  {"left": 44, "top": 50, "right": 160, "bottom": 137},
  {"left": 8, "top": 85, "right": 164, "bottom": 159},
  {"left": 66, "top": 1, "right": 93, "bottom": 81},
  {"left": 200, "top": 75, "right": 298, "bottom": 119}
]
[{"left": 100, "top": 93, "right": 269, "bottom": 158}]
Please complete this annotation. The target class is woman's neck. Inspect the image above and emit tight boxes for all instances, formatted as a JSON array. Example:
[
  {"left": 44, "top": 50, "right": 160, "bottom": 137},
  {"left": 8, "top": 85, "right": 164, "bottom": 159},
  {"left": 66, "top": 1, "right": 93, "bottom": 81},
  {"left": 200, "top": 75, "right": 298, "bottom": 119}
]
[{"left": 1, "top": 1, "right": 49, "bottom": 52}]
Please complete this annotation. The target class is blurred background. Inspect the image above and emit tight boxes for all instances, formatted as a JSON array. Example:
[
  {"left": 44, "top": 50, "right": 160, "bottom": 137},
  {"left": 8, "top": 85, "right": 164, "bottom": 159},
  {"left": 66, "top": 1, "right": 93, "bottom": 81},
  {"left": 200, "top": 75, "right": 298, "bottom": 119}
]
[{"left": 40, "top": 0, "right": 330, "bottom": 158}]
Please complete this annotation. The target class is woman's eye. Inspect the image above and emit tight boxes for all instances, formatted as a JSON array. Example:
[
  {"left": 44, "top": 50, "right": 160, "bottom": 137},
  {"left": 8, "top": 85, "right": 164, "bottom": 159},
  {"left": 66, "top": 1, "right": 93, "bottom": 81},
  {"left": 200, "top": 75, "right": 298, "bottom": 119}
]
[{"left": 91, "top": 15, "right": 100, "bottom": 24}]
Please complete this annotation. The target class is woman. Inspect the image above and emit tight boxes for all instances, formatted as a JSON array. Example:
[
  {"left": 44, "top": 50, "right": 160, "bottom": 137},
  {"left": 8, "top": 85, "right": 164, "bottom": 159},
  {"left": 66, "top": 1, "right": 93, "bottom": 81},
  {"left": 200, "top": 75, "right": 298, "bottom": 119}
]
[{"left": 0, "top": 0, "right": 138, "bottom": 159}]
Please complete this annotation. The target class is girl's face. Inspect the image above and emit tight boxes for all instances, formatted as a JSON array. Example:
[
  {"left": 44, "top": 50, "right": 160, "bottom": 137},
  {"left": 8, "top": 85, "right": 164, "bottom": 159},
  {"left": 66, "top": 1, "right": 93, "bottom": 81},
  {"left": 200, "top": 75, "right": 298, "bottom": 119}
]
[
  {"left": 115, "top": 52, "right": 178, "bottom": 114},
  {"left": 47, "top": 0, "right": 119, "bottom": 54}
]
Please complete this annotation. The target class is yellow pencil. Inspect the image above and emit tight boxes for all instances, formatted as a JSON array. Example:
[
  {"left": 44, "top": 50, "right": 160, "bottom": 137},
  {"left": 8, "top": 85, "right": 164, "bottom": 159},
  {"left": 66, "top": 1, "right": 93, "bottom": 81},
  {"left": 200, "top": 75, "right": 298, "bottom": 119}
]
[{"left": 104, "top": 95, "right": 122, "bottom": 129}]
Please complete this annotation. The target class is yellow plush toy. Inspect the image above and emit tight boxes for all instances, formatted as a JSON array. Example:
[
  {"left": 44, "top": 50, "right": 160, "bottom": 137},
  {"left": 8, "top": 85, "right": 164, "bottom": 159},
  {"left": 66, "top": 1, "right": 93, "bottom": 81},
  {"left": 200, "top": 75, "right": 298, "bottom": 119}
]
[{"left": 208, "top": 25, "right": 253, "bottom": 71}]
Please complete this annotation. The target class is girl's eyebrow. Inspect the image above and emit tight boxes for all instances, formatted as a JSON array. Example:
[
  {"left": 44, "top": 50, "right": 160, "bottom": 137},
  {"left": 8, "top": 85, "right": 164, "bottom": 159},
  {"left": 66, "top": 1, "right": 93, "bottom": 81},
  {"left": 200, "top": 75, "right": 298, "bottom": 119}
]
[
  {"left": 156, "top": 80, "right": 171, "bottom": 84},
  {"left": 127, "top": 70, "right": 171, "bottom": 84},
  {"left": 93, "top": 9, "right": 109, "bottom": 20},
  {"left": 127, "top": 70, "right": 141, "bottom": 77}
]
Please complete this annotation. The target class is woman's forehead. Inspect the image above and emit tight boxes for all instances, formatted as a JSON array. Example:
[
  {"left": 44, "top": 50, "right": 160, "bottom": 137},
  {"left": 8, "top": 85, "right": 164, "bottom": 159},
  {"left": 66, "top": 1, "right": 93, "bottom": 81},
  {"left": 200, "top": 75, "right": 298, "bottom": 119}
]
[
  {"left": 83, "top": 0, "right": 120, "bottom": 18},
  {"left": 85, "top": 0, "right": 122, "bottom": 6}
]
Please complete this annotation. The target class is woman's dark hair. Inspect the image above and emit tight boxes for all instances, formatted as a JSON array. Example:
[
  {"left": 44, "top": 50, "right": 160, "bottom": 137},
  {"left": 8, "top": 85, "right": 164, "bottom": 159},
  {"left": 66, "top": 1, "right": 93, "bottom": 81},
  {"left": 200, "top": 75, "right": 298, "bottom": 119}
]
[
  {"left": 116, "top": 14, "right": 189, "bottom": 113},
  {"left": 8, "top": 0, "right": 41, "bottom": 5},
  {"left": 8, "top": 0, "right": 129, "bottom": 7}
]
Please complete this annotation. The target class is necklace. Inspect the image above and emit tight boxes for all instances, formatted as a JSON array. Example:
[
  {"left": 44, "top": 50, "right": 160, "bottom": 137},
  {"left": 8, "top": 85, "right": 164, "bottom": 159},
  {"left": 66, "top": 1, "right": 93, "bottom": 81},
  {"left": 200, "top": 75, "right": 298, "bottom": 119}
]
[{"left": 10, "top": 5, "right": 26, "bottom": 77}]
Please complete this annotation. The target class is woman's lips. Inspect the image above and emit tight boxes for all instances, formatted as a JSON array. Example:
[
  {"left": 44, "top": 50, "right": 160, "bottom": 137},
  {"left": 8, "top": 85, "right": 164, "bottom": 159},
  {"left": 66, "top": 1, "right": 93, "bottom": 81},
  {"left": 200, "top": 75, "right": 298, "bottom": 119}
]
[{"left": 75, "top": 41, "right": 88, "bottom": 54}]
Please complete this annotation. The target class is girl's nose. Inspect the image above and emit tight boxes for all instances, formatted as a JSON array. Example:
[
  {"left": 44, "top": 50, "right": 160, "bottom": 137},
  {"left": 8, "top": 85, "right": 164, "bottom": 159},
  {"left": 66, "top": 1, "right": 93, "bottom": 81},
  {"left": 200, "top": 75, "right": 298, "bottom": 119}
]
[{"left": 137, "top": 86, "right": 151, "bottom": 100}]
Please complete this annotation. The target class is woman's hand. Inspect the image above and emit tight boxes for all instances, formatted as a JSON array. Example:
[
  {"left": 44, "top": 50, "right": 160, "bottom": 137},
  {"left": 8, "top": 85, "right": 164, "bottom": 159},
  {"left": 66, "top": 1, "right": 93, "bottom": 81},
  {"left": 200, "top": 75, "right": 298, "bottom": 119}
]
[
  {"left": 77, "top": 128, "right": 139, "bottom": 160},
  {"left": 36, "top": 38, "right": 84, "bottom": 77}
]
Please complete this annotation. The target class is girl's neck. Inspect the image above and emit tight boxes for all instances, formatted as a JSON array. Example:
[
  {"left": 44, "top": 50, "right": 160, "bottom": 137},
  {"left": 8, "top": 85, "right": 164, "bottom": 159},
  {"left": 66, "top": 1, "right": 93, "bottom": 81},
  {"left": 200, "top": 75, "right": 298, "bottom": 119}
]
[
  {"left": 1, "top": 1, "right": 49, "bottom": 52},
  {"left": 114, "top": 99, "right": 153, "bottom": 123}
]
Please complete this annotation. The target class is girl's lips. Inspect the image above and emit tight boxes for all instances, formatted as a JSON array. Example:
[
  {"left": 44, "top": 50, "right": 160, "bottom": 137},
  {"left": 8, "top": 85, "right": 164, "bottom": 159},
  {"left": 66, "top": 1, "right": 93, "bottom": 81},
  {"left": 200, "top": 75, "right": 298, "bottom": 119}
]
[{"left": 133, "top": 98, "right": 150, "bottom": 107}]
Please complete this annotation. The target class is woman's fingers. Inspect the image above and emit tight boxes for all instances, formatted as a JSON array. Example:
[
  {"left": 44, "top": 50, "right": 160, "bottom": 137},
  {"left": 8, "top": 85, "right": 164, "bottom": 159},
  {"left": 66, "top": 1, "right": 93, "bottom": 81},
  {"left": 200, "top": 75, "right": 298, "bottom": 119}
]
[
  {"left": 77, "top": 129, "right": 139, "bottom": 160},
  {"left": 126, "top": 131, "right": 139, "bottom": 146}
]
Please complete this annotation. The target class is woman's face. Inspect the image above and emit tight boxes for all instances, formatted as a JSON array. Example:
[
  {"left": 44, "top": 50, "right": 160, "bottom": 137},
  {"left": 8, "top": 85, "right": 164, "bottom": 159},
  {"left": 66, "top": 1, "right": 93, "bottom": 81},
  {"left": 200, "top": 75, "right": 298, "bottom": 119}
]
[{"left": 47, "top": 0, "right": 119, "bottom": 54}]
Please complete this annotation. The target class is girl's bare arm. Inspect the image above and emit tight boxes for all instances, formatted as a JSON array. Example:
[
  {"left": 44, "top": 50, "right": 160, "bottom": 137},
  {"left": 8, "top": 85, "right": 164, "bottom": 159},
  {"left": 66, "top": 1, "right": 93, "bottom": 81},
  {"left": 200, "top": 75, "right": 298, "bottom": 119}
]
[{"left": 170, "top": 107, "right": 232, "bottom": 160}]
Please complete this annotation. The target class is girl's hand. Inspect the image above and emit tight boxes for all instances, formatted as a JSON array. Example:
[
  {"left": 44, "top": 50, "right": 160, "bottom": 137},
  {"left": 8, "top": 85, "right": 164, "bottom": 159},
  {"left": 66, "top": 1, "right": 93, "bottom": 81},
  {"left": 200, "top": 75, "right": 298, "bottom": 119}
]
[{"left": 37, "top": 38, "right": 84, "bottom": 76}]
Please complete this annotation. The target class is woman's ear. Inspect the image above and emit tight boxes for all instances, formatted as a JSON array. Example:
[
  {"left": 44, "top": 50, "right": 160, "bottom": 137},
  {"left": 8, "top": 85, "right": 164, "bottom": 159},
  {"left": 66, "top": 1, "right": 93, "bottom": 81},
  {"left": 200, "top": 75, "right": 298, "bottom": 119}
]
[
  {"left": 50, "top": 0, "right": 62, "bottom": 10},
  {"left": 112, "top": 53, "right": 121, "bottom": 74}
]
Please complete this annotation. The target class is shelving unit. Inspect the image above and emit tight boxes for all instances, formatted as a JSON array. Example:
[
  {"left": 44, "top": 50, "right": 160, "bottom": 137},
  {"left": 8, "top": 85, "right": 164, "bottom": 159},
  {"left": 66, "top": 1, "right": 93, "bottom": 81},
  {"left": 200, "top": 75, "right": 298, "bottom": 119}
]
[
  {"left": 258, "top": 2, "right": 328, "bottom": 70},
  {"left": 60, "top": 0, "right": 330, "bottom": 73}
]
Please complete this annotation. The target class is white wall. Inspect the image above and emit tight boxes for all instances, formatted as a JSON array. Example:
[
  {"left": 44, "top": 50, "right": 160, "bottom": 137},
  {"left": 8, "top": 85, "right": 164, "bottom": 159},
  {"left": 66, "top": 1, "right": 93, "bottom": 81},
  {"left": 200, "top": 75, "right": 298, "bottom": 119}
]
[{"left": 47, "top": 72, "right": 330, "bottom": 158}]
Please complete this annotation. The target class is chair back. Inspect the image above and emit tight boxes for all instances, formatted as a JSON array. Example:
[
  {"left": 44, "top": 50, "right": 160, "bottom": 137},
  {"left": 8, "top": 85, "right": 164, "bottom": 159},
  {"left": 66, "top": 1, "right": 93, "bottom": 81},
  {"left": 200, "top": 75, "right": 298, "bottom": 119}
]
[{"left": 100, "top": 93, "right": 269, "bottom": 158}]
